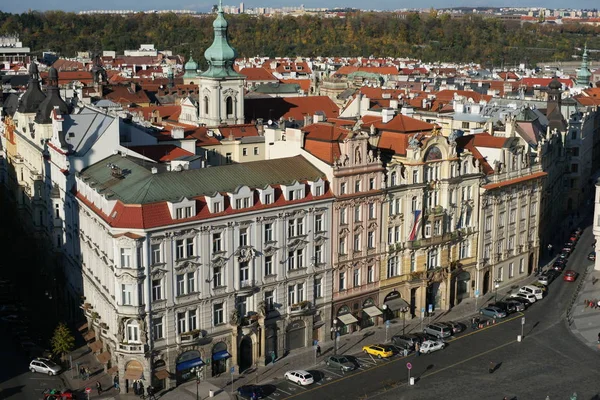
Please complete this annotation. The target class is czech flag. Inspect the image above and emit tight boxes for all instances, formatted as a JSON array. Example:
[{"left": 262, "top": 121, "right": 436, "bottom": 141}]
[{"left": 408, "top": 210, "right": 422, "bottom": 241}]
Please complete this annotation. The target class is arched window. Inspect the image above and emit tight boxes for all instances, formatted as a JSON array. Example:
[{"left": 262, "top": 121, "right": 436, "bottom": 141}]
[
  {"left": 411, "top": 196, "right": 418, "bottom": 212},
  {"left": 126, "top": 319, "right": 140, "bottom": 343},
  {"left": 204, "top": 96, "right": 209, "bottom": 115},
  {"left": 390, "top": 171, "right": 397, "bottom": 186},
  {"left": 226, "top": 96, "right": 233, "bottom": 116}
]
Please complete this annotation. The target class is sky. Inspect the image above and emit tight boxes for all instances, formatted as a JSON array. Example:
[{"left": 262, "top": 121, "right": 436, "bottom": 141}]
[{"left": 1, "top": 0, "right": 599, "bottom": 14}]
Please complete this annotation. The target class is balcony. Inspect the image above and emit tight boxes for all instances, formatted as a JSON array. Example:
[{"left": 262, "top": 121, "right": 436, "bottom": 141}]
[
  {"left": 177, "top": 329, "right": 205, "bottom": 345},
  {"left": 287, "top": 267, "right": 308, "bottom": 278},
  {"left": 406, "top": 232, "right": 457, "bottom": 249},
  {"left": 240, "top": 315, "right": 260, "bottom": 335},
  {"left": 239, "top": 280, "right": 258, "bottom": 295},
  {"left": 288, "top": 301, "right": 314, "bottom": 316},
  {"left": 118, "top": 343, "right": 144, "bottom": 353}
]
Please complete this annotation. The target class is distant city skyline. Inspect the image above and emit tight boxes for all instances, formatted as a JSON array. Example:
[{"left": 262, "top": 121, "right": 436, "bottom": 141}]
[{"left": 1, "top": 0, "right": 599, "bottom": 15}]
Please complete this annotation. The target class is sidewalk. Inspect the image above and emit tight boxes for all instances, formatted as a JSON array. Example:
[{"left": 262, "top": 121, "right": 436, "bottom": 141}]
[
  {"left": 206, "top": 266, "right": 548, "bottom": 394},
  {"left": 60, "top": 343, "right": 118, "bottom": 399}
]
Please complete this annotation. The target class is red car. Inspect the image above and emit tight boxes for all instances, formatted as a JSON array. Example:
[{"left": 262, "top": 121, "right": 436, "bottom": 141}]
[{"left": 563, "top": 270, "right": 578, "bottom": 282}]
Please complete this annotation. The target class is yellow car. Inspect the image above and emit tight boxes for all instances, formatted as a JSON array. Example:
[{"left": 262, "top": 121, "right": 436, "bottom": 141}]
[
  {"left": 531, "top": 281, "right": 548, "bottom": 292},
  {"left": 362, "top": 344, "right": 394, "bottom": 359}
]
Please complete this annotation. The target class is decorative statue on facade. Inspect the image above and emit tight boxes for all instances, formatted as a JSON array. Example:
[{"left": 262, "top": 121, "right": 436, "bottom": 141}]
[{"left": 408, "top": 134, "right": 420, "bottom": 150}]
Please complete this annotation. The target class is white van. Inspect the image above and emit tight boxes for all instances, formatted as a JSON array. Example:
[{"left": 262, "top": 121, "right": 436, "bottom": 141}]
[{"left": 519, "top": 285, "right": 544, "bottom": 300}]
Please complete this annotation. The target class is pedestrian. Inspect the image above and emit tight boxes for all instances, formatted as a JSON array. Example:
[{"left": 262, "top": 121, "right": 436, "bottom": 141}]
[
  {"left": 415, "top": 342, "right": 420, "bottom": 356},
  {"left": 113, "top": 375, "right": 120, "bottom": 392},
  {"left": 79, "top": 366, "right": 85, "bottom": 380},
  {"left": 84, "top": 367, "right": 90, "bottom": 381},
  {"left": 271, "top": 351, "right": 276, "bottom": 364},
  {"left": 96, "top": 381, "right": 102, "bottom": 395},
  {"left": 489, "top": 361, "right": 495, "bottom": 374},
  {"left": 316, "top": 344, "right": 321, "bottom": 357},
  {"left": 133, "top": 380, "right": 139, "bottom": 396}
]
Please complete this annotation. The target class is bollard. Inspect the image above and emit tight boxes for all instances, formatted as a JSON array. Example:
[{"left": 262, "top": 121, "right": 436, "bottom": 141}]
[
  {"left": 409, "top": 377, "right": 415, "bottom": 385},
  {"left": 517, "top": 335, "right": 522, "bottom": 342}
]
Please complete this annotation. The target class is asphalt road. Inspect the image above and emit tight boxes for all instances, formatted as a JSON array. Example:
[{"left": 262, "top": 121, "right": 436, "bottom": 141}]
[{"left": 249, "top": 226, "right": 599, "bottom": 400}]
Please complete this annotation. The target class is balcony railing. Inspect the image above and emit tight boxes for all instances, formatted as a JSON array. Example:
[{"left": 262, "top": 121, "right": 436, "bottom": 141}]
[
  {"left": 118, "top": 343, "right": 144, "bottom": 353},
  {"left": 239, "top": 280, "right": 258, "bottom": 294},
  {"left": 178, "top": 330, "right": 203, "bottom": 344},
  {"left": 289, "top": 301, "right": 314, "bottom": 316}
]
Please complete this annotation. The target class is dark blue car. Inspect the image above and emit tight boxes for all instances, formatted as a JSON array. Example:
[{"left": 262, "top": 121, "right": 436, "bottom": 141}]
[{"left": 237, "top": 385, "right": 265, "bottom": 399}]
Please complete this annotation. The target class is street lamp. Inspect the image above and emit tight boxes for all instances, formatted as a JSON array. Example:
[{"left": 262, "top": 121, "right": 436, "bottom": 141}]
[
  {"left": 399, "top": 306, "right": 410, "bottom": 335},
  {"left": 330, "top": 319, "right": 341, "bottom": 355},
  {"left": 191, "top": 366, "right": 202, "bottom": 400},
  {"left": 493, "top": 279, "right": 501, "bottom": 303}
]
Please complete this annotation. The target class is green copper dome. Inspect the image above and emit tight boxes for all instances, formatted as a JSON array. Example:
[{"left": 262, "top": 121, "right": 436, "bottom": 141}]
[
  {"left": 184, "top": 54, "right": 199, "bottom": 79},
  {"left": 576, "top": 44, "right": 592, "bottom": 86},
  {"left": 201, "top": 2, "right": 243, "bottom": 79}
]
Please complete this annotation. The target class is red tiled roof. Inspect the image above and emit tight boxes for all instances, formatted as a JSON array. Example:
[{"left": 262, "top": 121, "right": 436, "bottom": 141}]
[
  {"left": 40, "top": 71, "right": 93, "bottom": 86},
  {"left": 520, "top": 77, "right": 573, "bottom": 88},
  {"left": 376, "top": 131, "right": 410, "bottom": 155},
  {"left": 303, "top": 123, "right": 347, "bottom": 165},
  {"left": 280, "top": 79, "right": 311, "bottom": 92},
  {"left": 244, "top": 96, "right": 339, "bottom": 123},
  {"left": 104, "top": 85, "right": 151, "bottom": 105},
  {"left": 216, "top": 124, "right": 260, "bottom": 139},
  {"left": 361, "top": 114, "right": 435, "bottom": 133},
  {"left": 126, "top": 144, "right": 194, "bottom": 162},
  {"left": 52, "top": 59, "right": 85, "bottom": 71},
  {"left": 334, "top": 66, "right": 399, "bottom": 76},
  {"left": 237, "top": 67, "right": 278, "bottom": 81},
  {"left": 483, "top": 171, "right": 547, "bottom": 190},
  {"left": 128, "top": 105, "right": 181, "bottom": 122},
  {"left": 433, "top": 90, "right": 493, "bottom": 103}
]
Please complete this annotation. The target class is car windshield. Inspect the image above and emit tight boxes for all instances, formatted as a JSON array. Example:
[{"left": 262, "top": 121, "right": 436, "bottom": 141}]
[
  {"left": 338, "top": 357, "right": 349, "bottom": 363},
  {"left": 45, "top": 361, "right": 57, "bottom": 368}
]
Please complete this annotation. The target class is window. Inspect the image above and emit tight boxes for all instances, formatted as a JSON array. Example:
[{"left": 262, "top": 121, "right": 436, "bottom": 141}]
[
  {"left": 509, "top": 209, "right": 516, "bottom": 224},
  {"left": 339, "top": 238, "right": 346, "bottom": 255},
  {"left": 288, "top": 218, "right": 304, "bottom": 237},
  {"left": 315, "top": 185, "right": 323, "bottom": 196},
  {"left": 288, "top": 190, "right": 295, "bottom": 200},
  {"left": 212, "top": 233, "right": 222, "bottom": 253},
  {"left": 367, "top": 265, "right": 374, "bottom": 283},
  {"left": 242, "top": 148, "right": 248, "bottom": 156},
  {"left": 390, "top": 171, "right": 397, "bottom": 186},
  {"left": 497, "top": 266, "right": 503, "bottom": 280},
  {"left": 354, "top": 233, "right": 361, "bottom": 251},
  {"left": 427, "top": 248, "right": 438, "bottom": 269},
  {"left": 226, "top": 96, "right": 233, "bottom": 115},
  {"left": 187, "top": 272, "right": 196, "bottom": 293},
  {"left": 226, "top": 153, "right": 232, "bottom": 164},
  {"left": 254, "top": 147, "right": 259, "bottom": 155},
  {"left": 367, "top": 231, "right": 375, "bottom": 249},
  {"left": 152, "top": 317, "right": 163, "bottom": 340},
  {"left": 388, "top": 227, "right": 393, "bottom": 244},
  {"left": 121, "top": 284, "right": 134, "bottom": 305},
  {"left": 485, "top": 216, "right": 492, "bottom": 232},
  {"left": 519, "top": 259, "right": 525, "bottom": 274},
  {"left": 412, "top": 170, "right": 419, "bottom": 184},
  {"left": 264, "top": 193, "right": 272, "bottom": 205},
  {"left": 151, "top": 244, "right": 161, "bottom": 265},
  {"left": 214, "top": 202, "right": 222, "bottom": 213},
  {"left": 369, "top": 178, "right": 375, "bottom": 190},
  {"left": 120, "top": 248, "right": 132, "bottom": 268},
  {"left": 213, "top": 266, "right": 222, "bottom": 288},
  {"left": 508, "top": 236, "right": 515, "bottom": 251},
  {"left": 509, "top": 262, "right": 514, "bottom": 278},
  {"left": 213, "top": 303, "right": 224, "bottom": 326},
  {"left": 176, "top": 240, "right": 185, "bottom": 259},
  {"left": 368, "top": 202, "right": 375, "bottom": 219},
  {"left": 315, "top": 277, "right": 322, "bottom": 298},
  {"left": 530, "top": 202, "right": 537, "bottom": 216},
  {"left": 410, "top": 253, "right": 416, "bottom": 272},
  {"left": 353, "top": 269, "right": 360, "bottom": 287},
  {"left": 240, "top": 262, "right": 250, "bottom": 285},
  {"left": 264, "top": 223, "right": 273, "bottom": 242},
  {"left": 340, "top": 182, "right": 347, "bottom": 195},
  {"left": 176, "top": 208, "right": 184, "bottom": 219},
  {"left": 355, "top": 180, "right": 361, "bottom": 193},
  {"left": 499, "top": 212, "right": 505, "bottom": 228},
  {"left": 297, "top": 283, "right": 304, "bottom": 302},
  {"left": 126, "top": 320, "right": 140, "bottom": 342},
  {"left": 239, "top": 228, "right": 248, "bottom": 247},
  {"left": 264, "top": 255, "right": 273, "bottom": 276},
  {"left": 315, "top": 214, "right": 323, "bottom": 232},
  {"left": 176, "top": 274, "right": 185, "bottom": 296},
  {"left": 287, "top": 249, "right": 304, "bottom": 270},
  {"left": 387, "top": 256, "right": 398, "bottom": 278},
  {"left": 314, "top": 245, "right": 322, "bottom": 264},
  {"left": 186, "top": 238, "right": 194, "bottom": 257},
  {"left": 424, "top": 223, "right": 432, "bottom": 238},
  {"left": 484, "top": 244, "right": 491, "bottom": 260},
  {"left": 462, "top": 121, "right": 469, "bottom": 129},
  {"left": 288, "top": 285, "right": 296, "bottom": 305},
  {"left": 434, "top": 220, "right": 441, "bottom": 236},
  {"left": 236, "top": 296, "right": 247, "bottom": 316},
  {"left": 340, "top": 207, "right": 347, "bottom": 225},
  {"left": 152, "top": 279, "right": 162, "bottom": 302},
  {"left": 411, "top": 196, "right": 417, "bottom": 212},
  {"left": 571, "top": 164, "right": 579, "bottom": 173},
  {"left": 354, "top": 205, "right": 361, "bottom": 222},
  {"left": 265, "top": 290, "right": 274, "bottom": 311},
  {"left": 520, "top": 206, "right": 526, "bottom": 220},
  {"left": 339, "top": 272, "right": 346, "bottom": 290},
  {"left": 459, "top": 241, "right": 470, "bottom": 259}
]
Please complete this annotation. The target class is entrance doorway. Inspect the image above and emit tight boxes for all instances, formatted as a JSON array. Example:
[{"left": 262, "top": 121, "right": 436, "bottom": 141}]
[
  {"left": 287, "top": 320, "right": 306, "bottom": 351},
  {"left": 238, "top": 336, "right": 253, "bottom": 372},
  {"left": 265, "top": 326, "right": 277, "bottom": 361},
  {"left": 528, "top": 253, "right": 535, "bottom": 275},
  {"left": 211, "top": 342, "right": 230, "bottom": 377},
  {"left": 483, "top": 271, "right": 490, "bottom": 295},
  {"left": 456, "top": 271, "right": 471, "bottom": 303}
]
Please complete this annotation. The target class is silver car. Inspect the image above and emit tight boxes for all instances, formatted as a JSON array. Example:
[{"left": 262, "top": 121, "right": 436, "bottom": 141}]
[
  {"left": 29, "top": 358, "right": 61, "bottom": 376},
  {"left": 423, "top": 323, "right": 452, "bottom": 338}
]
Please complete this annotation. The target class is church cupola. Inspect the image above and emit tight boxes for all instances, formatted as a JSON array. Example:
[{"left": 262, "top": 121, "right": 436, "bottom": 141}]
[
  {"left": 183, "top": 52, "right": 199, "bottom": 84},
  {"left": 197, "top": 0, "right": 246, "bottom": 127},
  {"left": 18, "top": 62, "right": 46, "bottom": 114},
  {"left": 576, "top": 44, "right": 592, "bottom": 87}
]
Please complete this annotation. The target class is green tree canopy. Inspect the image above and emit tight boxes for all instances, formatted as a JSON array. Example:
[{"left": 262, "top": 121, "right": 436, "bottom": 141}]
[{"left": 51, "top": 322, "right": 75, "bottom": 360}]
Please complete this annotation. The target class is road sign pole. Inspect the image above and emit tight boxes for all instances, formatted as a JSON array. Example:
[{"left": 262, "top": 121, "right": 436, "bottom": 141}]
[
  {"left": 406, "top": 362, "right": 412, "bottom": 385},
  {"left": 408, "top": 368, "right": 410, "bottom": 384},
  {"left": 230, "top": 367, "right": 235, "bottom": 395},
  {"left": 521, "top": 317, "right": 525, "bottom": 339}
]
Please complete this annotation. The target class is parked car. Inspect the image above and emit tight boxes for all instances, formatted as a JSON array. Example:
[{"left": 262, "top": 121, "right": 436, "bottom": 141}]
[
  {"left": 29, "top": 358, "right": 61, "bottom": 376},
  {"left": 510, "top": 292, "right": 537, "bottom": 304},
  {"left": 362, "top": 344, "right": 394, "bottom": 359},
  {"left": 325, "top": 355, "right": 356, "bottom": 371},
  {"left": 563, "top": 270, "right": 578, "bottom": 282},
  {"left": 444, "top": 320, "right": 464, "bottom": 334},
  {"left": 237, "top": 385, "right": 265, "bottom": 399},
  {"left": 504, "top": 299, "right": 526, "bottom": 312},
  {"left": 588, "top": 252, "right": 596, "bottom": 261},
  {"left": 537, "top": 273, "right": 552, "bottom": 286},
  {"left": 284, "top": 370, "right": 314, "bottom": 386},
  {"left": 423, "top": 323, "right": 453, "bottom": 338},
  {"left": 391, "top": 334, "right": 421, "bottom": 350},
  {"left": 479, "top": 306, "right": 507, "bottom": 319},
  {"left": 42, "top": 389, "right": 76, "bottom": 400},
  {"left": 519, "top": 285, "right": 544, "bottom": 300},
  {"left": 553, "top": 259, "right": 567, "bottom": 271},
  {"left": 419, "top": 339, "right": 445, "bottom": 354},
  {"left": 531, "top": 282, "right": 548, "bottom": 292},
  {"left": 488, "top": 301, "right": 515, "bottom": 314}
]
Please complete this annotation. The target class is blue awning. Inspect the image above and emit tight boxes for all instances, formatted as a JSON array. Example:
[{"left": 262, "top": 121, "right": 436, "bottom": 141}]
[
  {"left": 176, "top": 358, "right": 205, "bottom": 371},
  {"left": 212, "top": 350, "right": 232, "bottom": 361}
]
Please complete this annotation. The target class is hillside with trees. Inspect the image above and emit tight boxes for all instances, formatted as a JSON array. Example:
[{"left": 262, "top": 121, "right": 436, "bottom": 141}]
[{"left": 0, "top": 10, "right": 599, "bottom": 66}]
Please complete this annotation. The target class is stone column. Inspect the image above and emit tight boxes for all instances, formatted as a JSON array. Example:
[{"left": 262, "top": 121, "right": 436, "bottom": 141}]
[
  {"left": 230, "top": 327, "right": 239, "bottom": 373},
  {"left": 258, "top": 318, "right": 266, "bottom": 366}
]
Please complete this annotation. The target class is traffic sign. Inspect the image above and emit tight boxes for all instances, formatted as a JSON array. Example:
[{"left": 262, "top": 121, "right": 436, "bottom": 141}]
[
  {"left": 406, "top": 362, "right": 412, "bottom": 370},
  {"left": 521, "top": 317, "right": 525, "bottom": 325},
  {"left": 385, "top": 320, "right": 391, "bottom": 327},
  {"left": 420, "top": 307, "right": 425, "bottom": 313},
  {"left": 230, "top": 367, "right": 235, "bottom": 374},
  {"left": 475, "top": 289, "right": 480, "bottom": 298},
  {"left": 85, "top": 388, "right": 92, "bottom": 394},
  {"left": 428, "top": 304, "right": 433, "bottom": 313}
]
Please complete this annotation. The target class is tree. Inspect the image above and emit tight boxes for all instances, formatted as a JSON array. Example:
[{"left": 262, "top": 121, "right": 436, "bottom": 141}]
[{"left": 51, "top": 322, "right": 75, "bottom": 361}]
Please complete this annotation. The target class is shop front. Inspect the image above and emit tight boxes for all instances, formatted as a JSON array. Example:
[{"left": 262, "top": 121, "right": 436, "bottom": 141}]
[
  {"left": 360, "top": 298, "right": 382, "bottom": 328},
  {"left": 123, "top": 360, "right": 144, "bottom": 394},
  {"left": 211, "top": 342, "right": 231, "bottom": 377},
  {"left": 175, "top": 350, "right": 205, "bottom": 385},
  {"left": 152, "top": 360, "right": 170, "bottom": 391},
  {"left": 286, "top": 320, "right": 306, "bottom": 351},
  {"left": 335, "top": 306, "right": 358, "bottom": 335},
  {"left": 382, "top": 290, "right": 410, "bottom": 321}
]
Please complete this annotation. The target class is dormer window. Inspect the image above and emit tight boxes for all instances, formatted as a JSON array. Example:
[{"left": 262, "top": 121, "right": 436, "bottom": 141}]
[
  {"left": 214, "top": 202, "right": 222, "bottom": 213},
  {"left": 297, "top": 66, "right": 303, "bottom": 71},
  {"left": 284, "top": 66, "right": 291, "bottom": 70},
  {"left": 265, "top": 193, "right": 273, "bottom": 204},
  {"left": 235, "top": 197, "right": 251, "bottom": 209}
]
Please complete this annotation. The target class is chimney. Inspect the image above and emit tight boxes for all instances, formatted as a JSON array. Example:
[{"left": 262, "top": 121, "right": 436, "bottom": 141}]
[
  {"left": 389, "top": 99, "right": 398, "bottom": 109},
  {"left": 171, "top": 127, "right": 185, "bottom": 139},
  {"left": 130, "top": 81, "right": 137, "bottom": 93},
  {"left": 257, "top": 118, "right": 264, "bottom": 135},
  {"left": 313, "top": 112, "right": 325, "bottom": 123},
  {"left": 303, "top": 115, "right": 312, "bottom": 127},
  {"left": 151, "top": 167, "right": 158, "bottom": 174},
  {"left": 381, "top": 108, "right": 395, "bottom": 124}
]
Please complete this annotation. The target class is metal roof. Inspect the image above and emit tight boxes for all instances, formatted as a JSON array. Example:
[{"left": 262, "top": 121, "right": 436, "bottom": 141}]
[{"left": 79, "top": 154, "right": 326, "bottom": 205}]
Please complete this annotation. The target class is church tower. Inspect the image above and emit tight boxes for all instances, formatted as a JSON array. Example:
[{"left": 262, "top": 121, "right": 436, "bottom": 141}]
[
  {"left": 546, "top": 76, "right": 564, "bottom": 133},
  {"left": 576, "top": 44, "right": 592, "bottom": 87},
  {"left": 198, "top": 0, "right": 245, "bottom": 126}
]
